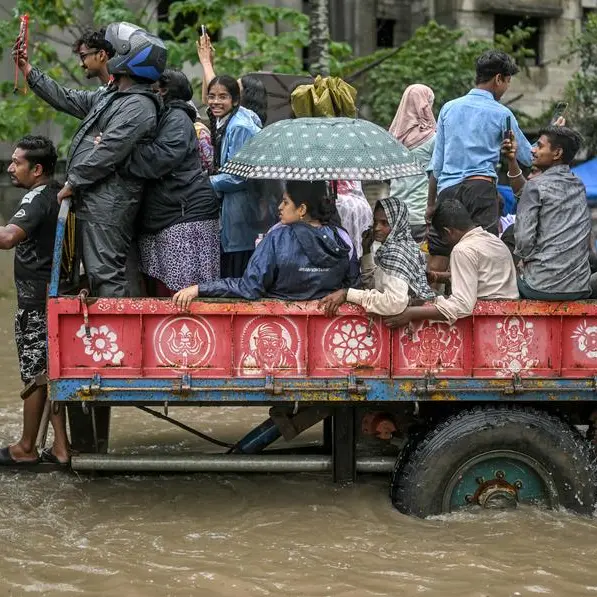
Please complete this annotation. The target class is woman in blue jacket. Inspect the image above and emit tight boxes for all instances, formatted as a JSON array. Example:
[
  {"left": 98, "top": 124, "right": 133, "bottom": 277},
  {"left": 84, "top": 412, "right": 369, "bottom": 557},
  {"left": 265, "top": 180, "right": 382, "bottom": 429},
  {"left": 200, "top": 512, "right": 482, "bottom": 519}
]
[
  {"left": 207, "top": 75, "right": 262, "bottom": 277},
  {"left": 173, "top": 181, "right": 360, "bottom": 308}
]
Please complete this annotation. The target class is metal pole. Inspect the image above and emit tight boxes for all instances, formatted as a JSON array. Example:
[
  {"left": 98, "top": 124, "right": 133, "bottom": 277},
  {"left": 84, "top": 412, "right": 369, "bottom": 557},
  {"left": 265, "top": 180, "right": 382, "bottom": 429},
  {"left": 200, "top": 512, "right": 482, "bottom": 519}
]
[
  {"left": 72, "top": 454, "right": 395, "bottom": 473},
  {"left": 35, "top": 400, "right": 51, "bottom": 451}
]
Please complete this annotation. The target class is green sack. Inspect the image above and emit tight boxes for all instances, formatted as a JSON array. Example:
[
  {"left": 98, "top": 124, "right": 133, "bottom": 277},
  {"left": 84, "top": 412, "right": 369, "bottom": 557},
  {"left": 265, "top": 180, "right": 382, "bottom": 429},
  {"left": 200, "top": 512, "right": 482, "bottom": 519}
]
[{"left": 291, "top": 75, "right": 357, "bottom": 118}]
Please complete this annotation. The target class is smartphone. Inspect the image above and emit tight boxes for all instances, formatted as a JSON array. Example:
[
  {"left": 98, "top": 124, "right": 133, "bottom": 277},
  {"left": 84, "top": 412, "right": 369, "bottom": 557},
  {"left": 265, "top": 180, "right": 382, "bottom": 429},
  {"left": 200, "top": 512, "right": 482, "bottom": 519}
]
[
  {"left": 551, "top": 101, "right": 568, "bottom": 125},
  {"left": 503, "top": 116, "right": 512, "bottom": 141},
  {"left": 200, "top": 25, "right": 206, "bottom": 37}
]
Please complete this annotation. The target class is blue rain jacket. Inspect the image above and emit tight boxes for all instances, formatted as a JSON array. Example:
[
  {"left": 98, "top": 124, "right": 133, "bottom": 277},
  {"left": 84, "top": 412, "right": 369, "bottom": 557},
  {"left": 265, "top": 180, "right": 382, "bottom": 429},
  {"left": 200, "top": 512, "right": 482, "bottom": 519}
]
[
  {"left": 200, "top": 223, "right": 360, "bottom": 300},
  {"left": 210, "top": 107, "right": 262, "bottom": 252}
]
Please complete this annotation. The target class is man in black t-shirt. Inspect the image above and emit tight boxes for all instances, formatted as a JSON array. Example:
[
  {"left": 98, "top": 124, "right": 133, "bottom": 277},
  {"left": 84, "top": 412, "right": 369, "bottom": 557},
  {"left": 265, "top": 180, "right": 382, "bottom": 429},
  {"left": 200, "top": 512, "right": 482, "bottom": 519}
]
[{"left": 0, "top": 135, "right": 70, "bottom": 466}]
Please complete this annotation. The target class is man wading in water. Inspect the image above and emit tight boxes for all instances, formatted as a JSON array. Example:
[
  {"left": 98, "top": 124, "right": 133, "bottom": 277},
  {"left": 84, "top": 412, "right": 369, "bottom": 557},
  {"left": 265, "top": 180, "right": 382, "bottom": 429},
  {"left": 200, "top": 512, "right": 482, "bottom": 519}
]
[{"left": 0, "top": 136, "right": 70, "bottom": 465}]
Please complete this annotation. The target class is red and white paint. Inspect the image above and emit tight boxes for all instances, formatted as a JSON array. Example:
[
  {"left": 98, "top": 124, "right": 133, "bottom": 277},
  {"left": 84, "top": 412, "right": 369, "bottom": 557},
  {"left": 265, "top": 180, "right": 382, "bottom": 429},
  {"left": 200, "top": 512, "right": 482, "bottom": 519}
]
[
  {"left": 237, "top": 316, "right": 302, "bottom": 376},
  {"left": 75, "top": 324, "right": 124, "bottom": 365},
  {"left": 323, "top": 316, "right": 380, "bottom": 367},
  {"left": 400, "top": 321, "right": 462, "bottom": 369},
  {"left": 492, "top": 316, "right": 538, "bottom": 376},
  {"left": 154, "top": 316, "right": 215, "bottom": 368}
]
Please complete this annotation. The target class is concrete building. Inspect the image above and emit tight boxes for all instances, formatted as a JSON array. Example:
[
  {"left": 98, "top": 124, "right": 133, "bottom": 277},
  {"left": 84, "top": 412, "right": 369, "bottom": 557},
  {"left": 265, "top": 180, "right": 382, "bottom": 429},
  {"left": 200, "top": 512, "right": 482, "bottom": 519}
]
[
  {"left": 429, "top": 0, "right": 593, "bottom": 118},
  {"left": 326, "top": 0, "right": 592, "bottom": 118},
  {"left": 263, "top": 0, "right": 590, "bottom": 118}
]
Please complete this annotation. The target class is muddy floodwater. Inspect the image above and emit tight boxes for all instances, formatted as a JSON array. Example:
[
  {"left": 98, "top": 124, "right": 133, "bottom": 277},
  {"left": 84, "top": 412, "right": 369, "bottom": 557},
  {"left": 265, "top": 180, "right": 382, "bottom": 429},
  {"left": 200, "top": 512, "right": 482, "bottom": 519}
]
[{"left": 0, "top": 298, "right": 596, "bottom": 596}]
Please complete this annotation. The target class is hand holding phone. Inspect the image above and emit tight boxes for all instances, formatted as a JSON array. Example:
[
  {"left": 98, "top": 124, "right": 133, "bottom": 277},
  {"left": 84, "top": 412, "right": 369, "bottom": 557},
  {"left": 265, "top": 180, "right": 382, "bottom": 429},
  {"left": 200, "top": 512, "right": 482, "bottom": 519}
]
[
  {"left": 550, "top": 101, "right": 568, "bottom": 125},
  {"left": 503, "top": 116, "right": 512, "bottom": 141}
]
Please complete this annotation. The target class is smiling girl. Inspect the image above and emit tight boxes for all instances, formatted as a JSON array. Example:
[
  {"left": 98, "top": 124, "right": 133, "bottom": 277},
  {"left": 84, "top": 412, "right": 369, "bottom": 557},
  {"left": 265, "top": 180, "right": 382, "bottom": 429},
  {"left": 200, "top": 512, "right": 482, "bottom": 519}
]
[{"left": 207, "top": 75, "right": 261, "bottom": 277}]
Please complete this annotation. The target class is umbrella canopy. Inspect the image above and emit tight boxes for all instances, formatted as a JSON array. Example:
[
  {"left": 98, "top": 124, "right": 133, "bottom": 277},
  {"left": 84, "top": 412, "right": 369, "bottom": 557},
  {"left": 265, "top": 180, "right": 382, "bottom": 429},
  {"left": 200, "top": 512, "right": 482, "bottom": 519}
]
[{"left": 220, "top": 117, "right": 422, "bottom": 181}]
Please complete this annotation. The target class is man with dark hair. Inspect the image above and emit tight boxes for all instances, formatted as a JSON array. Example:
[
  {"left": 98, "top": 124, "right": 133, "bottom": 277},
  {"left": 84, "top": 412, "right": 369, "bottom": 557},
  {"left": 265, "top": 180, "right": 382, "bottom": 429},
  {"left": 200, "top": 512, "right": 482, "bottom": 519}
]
[
  {"left": 504, "top": 126, "right": 592, "bottom": 300},
  {"left": 385, "top": 198, "right": 518, "bottom": 328},
  {"left": 73, "top": 28, "right": 115, "bottom": 84},
  {"left": 0, "top": 135, "right": 70, "bottom": 465},
  {"left": 14, "top": 22, "right": 165, "bottom": 296},
  {"left": 427, "top": 50, "right": 533, "bottom": 274}
]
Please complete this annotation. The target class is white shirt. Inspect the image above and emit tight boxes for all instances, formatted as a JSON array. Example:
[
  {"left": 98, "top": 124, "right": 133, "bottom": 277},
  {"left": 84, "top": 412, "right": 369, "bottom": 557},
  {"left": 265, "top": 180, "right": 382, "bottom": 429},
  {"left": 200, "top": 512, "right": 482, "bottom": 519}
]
[
  {"left": 435, "top": 227, "right": 519, "bottom": 324},
  {"left": 346, "top": 253, "right": 410, "bottom": 316}
]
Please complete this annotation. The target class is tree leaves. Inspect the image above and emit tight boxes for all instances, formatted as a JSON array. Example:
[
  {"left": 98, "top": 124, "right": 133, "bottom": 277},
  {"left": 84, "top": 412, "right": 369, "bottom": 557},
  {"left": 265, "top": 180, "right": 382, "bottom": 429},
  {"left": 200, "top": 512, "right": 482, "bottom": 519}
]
[
  {"left": 565, "top": 13, "right": 597, "bottom": 157},
  {"left": 0, "top": 0, "right": 310, "bottom": 152},
  {"left": 364, "top": 21, "right": 537, "bottom": 128}
]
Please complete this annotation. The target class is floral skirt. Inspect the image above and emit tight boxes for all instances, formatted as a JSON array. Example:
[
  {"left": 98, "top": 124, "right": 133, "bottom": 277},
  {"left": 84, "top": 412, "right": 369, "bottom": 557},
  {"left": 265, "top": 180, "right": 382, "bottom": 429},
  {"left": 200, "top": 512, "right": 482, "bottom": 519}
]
[{"left": 139, "top": 219, "right": 220, "bottom": 292}]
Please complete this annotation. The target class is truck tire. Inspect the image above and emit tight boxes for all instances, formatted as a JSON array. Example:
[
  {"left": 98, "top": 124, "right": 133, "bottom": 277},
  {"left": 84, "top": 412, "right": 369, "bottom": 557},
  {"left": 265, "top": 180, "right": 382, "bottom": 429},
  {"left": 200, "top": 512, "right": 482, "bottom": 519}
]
[{"left": 391, "top": 407, "right": 597, "bottom": 517}]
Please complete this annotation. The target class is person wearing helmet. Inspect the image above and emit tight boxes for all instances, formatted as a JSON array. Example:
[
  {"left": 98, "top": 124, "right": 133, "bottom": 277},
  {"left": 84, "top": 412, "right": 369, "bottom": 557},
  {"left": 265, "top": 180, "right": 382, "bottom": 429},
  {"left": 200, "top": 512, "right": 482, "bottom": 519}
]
[{"left": 13, "top": 23, "right": 166, "bottom": 297}]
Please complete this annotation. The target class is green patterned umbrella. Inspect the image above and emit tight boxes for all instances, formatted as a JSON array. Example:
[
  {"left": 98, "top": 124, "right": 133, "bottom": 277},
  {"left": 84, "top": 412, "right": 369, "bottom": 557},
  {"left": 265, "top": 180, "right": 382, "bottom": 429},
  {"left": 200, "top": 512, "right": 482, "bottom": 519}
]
[{"left": 220, "top": 117, "right": 422, "bottom": 181}]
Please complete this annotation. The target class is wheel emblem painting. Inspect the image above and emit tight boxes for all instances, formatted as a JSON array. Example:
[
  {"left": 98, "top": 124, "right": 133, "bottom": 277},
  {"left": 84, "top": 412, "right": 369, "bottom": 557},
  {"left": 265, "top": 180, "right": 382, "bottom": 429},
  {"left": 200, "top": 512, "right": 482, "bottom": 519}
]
[
  {"left": 572, "top": 320, "right": 597, "bottom": 359},
  {"left": 492, "top": 316, "right": 538, "bottom": 376},
  {"left": 400, "top": 321, "right": 461, "bottom": 368},
  {"left": 323, "top": 316, "right": 380, "bottom": 367},
  {"left": 154, "top": 316, "right": 215, "bottom": 368},
  {"left": 238, "top": 317, "right": 301, "bottom": 375}
]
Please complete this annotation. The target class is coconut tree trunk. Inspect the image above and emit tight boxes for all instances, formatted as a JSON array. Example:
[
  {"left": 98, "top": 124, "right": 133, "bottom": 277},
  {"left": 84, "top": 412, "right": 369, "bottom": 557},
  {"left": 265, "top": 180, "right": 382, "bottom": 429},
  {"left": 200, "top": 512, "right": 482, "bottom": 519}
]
[{"left": 309, "top": 0, "right": 331, "bottom": 76}]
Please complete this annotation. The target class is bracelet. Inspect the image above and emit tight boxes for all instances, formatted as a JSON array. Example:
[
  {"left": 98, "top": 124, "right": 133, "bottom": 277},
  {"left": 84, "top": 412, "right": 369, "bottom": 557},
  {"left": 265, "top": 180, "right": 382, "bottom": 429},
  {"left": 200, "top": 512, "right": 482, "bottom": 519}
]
[{"left": 507, "top": 169, "right": 523, "bottom": 178}]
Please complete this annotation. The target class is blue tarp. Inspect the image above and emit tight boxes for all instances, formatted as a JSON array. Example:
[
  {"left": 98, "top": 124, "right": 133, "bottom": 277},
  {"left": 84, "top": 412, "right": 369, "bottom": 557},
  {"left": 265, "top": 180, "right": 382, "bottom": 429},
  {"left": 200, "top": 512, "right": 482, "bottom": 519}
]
[
  {"left": 572, "top": 157, "right": 597, "bottom": 204},
  {"left": 499, "top": 159, "right": 597, "bottom": 210},
  {"left": 497, "top": 184, "right": 517, "bottom": 215}
]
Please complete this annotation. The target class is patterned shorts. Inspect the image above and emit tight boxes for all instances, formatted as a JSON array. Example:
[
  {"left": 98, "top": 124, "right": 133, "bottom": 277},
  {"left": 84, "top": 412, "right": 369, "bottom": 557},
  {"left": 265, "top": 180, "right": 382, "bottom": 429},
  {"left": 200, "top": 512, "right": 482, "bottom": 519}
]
[{"left": 14, "top": 308, "right": 47, "bottom": 384}]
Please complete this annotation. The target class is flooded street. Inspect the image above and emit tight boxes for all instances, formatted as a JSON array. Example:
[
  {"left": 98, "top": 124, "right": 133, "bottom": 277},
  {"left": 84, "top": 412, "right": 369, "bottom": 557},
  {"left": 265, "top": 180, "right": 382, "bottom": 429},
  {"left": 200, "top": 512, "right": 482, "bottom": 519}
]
[{"left": 0, "top": 298, "right": 596, "bottom": 596}]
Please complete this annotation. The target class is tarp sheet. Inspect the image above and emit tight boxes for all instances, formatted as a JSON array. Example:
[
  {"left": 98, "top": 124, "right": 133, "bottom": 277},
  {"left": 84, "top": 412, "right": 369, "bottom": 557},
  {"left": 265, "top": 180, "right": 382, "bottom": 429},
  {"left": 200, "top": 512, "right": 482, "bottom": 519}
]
[{"left": 572, "top": 157, "right": 597, "bottom": 204}]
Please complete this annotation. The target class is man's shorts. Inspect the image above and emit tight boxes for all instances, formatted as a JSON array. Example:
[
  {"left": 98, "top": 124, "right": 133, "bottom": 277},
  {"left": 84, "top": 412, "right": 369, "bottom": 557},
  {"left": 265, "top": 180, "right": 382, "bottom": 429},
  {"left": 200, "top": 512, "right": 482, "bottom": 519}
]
[
  {"left": 14, "top": 308, "right": 47, "bottom": 384},
  {"left": 428, "top": 179, "right": 499, "bottom": 257}
]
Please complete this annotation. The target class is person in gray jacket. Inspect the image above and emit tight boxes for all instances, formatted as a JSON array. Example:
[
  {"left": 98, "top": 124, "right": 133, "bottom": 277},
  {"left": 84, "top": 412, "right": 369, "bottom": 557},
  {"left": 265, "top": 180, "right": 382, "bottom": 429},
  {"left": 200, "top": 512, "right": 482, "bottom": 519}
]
[{"left": 13, "top": 22, "right": 167, "bottom": 297}]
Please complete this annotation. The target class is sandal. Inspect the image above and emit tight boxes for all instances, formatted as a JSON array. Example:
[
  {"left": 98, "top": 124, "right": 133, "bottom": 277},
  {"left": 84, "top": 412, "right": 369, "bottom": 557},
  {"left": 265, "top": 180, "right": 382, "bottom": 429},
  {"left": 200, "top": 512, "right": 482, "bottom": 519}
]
[
  {"left": 0, "top": 446, "right": 40, "bottom": 466},
  {"left": 40, "top": 448, "right": 70, "bottom": 466}
]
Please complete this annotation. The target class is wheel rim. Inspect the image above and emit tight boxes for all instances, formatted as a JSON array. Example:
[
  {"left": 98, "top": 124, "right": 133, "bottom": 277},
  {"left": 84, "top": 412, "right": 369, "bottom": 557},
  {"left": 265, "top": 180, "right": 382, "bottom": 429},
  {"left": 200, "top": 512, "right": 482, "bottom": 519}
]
[{"left": 441, "top": 450, "right": 559, "bottom": 512}]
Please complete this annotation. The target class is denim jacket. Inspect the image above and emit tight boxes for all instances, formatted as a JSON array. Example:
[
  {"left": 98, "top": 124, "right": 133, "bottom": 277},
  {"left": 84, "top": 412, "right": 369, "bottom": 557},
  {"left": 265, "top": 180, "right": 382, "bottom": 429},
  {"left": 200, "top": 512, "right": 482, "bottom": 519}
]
[{"left": 210, "top": 107, "right": 262, "bottom": 252}]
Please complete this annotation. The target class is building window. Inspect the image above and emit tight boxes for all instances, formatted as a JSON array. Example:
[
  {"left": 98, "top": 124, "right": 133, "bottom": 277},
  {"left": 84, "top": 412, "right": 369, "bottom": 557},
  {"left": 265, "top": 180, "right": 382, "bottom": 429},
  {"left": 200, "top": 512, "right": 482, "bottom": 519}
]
[
  {"left": 494, "top": 14, "right": 542, "bottom": 66},
  {"left": 376, "top": 19, "right": 396, "bottom": 48}
]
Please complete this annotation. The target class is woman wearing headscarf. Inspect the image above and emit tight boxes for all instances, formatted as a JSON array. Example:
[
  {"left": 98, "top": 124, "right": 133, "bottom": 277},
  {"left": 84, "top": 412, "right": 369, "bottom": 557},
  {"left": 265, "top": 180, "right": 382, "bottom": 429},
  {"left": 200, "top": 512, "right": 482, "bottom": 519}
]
[
  {"left": 388, "top": 84, "right": 437, "bottom": 243},
  {"left": 335, "top": 180, "right": 373, "bottom": 259},
  {"left": 319, "top": 195, "right": 435, "bottom": 316}
]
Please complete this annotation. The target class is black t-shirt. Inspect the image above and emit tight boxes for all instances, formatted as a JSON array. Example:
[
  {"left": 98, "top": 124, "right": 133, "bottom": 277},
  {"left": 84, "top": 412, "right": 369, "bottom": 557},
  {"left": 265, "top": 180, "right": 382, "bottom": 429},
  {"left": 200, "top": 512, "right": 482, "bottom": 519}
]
[{"left": 9, "top": 181, "right": 60, "bottom": 309}]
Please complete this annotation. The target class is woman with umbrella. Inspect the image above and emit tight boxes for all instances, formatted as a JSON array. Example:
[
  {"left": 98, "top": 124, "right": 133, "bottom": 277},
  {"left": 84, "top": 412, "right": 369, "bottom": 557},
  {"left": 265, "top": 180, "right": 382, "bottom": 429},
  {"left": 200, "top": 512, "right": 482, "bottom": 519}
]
[{"left": 172, "top": 180, "right": 359, "bottom": 307}]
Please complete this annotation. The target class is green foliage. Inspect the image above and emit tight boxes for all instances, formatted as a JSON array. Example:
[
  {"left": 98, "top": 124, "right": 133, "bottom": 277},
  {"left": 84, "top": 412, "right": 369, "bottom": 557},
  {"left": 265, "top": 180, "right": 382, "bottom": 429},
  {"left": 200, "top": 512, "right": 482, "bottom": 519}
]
[
  {"left": 365, "top": 21, "right": 536, "bottom": 128},
  {"left": 565, "top": 13, "right": 597, "bottom": 157},
  {"left": 0, "top": 0, "right": 311, "bottom": 152}
]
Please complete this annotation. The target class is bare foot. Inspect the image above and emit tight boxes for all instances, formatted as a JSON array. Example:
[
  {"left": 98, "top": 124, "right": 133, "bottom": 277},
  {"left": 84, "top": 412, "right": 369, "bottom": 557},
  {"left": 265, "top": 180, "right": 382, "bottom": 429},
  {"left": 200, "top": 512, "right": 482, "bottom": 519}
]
[{"left": 8, "top": 443, "right": 39, "bottom": 463}]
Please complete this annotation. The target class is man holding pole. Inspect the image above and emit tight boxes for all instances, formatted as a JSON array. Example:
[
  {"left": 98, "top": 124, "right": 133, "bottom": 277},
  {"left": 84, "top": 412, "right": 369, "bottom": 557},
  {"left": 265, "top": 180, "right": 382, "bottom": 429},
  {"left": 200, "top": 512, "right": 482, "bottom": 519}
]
[{"left": 0, "top": 136, "right": 70, "bottom": 465}]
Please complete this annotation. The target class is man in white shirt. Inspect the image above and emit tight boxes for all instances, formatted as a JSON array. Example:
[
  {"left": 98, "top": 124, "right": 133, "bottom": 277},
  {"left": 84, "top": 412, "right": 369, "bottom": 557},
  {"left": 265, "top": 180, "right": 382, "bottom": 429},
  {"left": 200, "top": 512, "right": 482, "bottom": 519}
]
[{"left": 385, "top": 198, "right": 519, "bottom": 328}]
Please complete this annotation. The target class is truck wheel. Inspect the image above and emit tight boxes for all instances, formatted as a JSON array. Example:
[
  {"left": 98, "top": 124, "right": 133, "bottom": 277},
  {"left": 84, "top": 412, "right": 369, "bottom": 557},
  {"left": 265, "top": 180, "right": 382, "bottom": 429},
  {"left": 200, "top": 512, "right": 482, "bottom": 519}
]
[{"left": 391, "top": 407, "right": 597, "bottom": 517}]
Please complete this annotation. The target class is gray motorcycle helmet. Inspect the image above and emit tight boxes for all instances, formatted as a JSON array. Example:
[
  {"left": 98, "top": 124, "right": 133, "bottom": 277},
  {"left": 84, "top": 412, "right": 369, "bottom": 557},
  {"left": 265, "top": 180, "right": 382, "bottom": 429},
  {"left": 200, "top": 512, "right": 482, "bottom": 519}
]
[{"left": 105, "top": 22, "right": 167, "bottom": 82}]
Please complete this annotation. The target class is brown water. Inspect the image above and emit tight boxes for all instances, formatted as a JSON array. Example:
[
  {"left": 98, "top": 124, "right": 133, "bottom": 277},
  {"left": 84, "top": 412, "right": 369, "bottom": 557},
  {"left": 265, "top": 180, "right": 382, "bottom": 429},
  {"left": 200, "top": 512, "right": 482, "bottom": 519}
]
[{"left": 0, "top": 297, "right": 596, "bottom": 596}]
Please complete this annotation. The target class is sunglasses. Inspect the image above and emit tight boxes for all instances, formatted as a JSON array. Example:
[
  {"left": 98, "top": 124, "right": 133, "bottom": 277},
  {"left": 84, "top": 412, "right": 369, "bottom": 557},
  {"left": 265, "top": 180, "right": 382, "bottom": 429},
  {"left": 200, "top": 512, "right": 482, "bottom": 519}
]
[{"left": 79, "top": 50, "right": 100, "bottom": 61}]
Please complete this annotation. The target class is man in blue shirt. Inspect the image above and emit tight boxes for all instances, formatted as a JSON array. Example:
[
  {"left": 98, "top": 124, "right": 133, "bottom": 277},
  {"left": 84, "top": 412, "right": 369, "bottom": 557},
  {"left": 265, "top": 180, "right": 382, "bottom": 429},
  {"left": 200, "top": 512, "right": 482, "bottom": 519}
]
[{"left": 427, "top": 50, "right": 533, "bottom": 271}]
